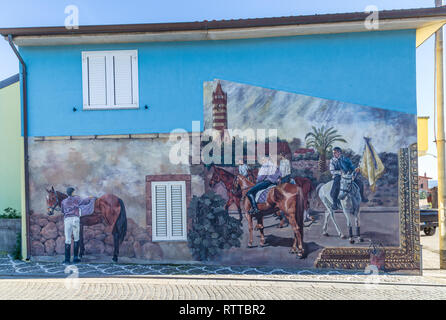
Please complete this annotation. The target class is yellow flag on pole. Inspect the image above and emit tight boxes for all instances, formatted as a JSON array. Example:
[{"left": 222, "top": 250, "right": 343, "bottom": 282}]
[
  {"left": 360, "top": 137, "right": 385, "bottom": 192},
  {"left": 417, "top": 116, "right": 429, "bottom": 157}
]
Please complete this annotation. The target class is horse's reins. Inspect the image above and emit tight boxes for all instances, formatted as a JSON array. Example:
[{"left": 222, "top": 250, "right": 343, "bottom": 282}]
[{"left": 340, "top": 172, "right": 358, "bottom": 194}]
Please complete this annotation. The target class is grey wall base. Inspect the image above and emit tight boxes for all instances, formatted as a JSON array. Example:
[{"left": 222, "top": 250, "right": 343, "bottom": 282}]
[{"left": 0, "top": 219, "right": 20, "bottom": 253}]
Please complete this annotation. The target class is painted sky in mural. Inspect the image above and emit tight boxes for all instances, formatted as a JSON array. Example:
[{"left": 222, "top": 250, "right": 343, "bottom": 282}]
[{"left": 204, "top": 79, "right": 417, "bottom": 153}]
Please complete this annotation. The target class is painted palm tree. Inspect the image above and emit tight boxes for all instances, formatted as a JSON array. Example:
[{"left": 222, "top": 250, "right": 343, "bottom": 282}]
[{"left": 305, "top": 126, "right": 347, "bottom": 173}]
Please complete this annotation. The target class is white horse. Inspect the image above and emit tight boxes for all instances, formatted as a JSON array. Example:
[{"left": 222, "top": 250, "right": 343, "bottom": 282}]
[{"left": 317, "top": 173, "right": 362, "bottom": 244}]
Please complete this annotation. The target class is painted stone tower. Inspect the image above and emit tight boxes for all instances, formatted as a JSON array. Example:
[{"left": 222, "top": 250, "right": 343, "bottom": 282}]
[{"left": 212, "top": 81, "right": 228, "bottom": 134}]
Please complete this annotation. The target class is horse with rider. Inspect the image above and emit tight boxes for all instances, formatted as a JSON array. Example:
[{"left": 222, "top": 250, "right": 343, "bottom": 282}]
[
  {"left": 232, "top": 155, "right": 307, "bottom": 258},
  {"left": 318, "top": 147, "right": 369, "bottom": 243}
]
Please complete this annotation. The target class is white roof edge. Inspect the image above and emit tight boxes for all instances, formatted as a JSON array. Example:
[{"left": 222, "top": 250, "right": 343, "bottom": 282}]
[{"left": 11, "top": 17, "right": 444, "bottom": 46}]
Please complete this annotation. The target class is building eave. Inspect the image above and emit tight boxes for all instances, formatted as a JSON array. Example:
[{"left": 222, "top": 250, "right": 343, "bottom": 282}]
[{"left": 1, "top": 7, "right": 446, "bottom": 46}]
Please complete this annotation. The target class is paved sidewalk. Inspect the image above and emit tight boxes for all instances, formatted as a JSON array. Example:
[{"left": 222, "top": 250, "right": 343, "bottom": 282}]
[
  {"left": 1, "top": 253, "right": 446, "bottom": 299},
  {"left": 1, "top": 275, "right": 446, "bottom": 300},
  {"left": 0, "top": 233, "right": 444, "bottom": 300}
]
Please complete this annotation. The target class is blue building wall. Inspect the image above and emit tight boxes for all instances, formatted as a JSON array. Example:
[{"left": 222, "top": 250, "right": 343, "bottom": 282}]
[{"left": 20, "top": 29, "right": 417, "bottom": 137}]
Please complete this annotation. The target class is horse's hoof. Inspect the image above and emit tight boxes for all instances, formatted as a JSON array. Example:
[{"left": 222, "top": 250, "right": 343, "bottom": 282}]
[
  {"left": 341, "top": 234, "right": 347, "bottom": 239},
  {"left": 358, "top": 237, "right": 363, "bottom": 242},
  {"left": 322, "top": 232, "right": 329, "bottom": 237},
  {"left": 296, "top": 252, "right": 305, "bottom": 259},
  {"left": 349, "top": 238, "right": 355, "bottom": 244},
  {"left": 112, "top": 257, "right": 118, "bottom": 263},
  {"left": 289, "top": 249, "right": 297, "bottom": 254}
]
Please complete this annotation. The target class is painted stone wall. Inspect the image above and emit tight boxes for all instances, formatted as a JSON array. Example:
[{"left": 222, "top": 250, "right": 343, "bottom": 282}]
[{"left": 28, "top": 136, "right": 205, "bottom": 262}]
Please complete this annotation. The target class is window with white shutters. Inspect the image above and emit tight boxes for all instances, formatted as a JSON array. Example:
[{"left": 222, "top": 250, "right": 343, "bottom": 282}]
[
  {"left": 151, "top": 181, "right": 187, "bottom": 241},
  {"left": 82, "top": 50, "right": 138, "bottom": 110}
]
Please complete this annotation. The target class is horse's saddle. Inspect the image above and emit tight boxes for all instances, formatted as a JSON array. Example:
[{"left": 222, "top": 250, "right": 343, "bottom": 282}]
[
  {"left": 79, "top": 197, "right": 96, "bottom": 217},
  {"left": 255, "top": 185, "right": 275, "bottom": 203}
]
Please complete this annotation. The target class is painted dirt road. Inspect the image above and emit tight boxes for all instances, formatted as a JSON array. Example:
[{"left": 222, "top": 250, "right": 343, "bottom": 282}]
[{"left": 216, "top": 209, "right": 399, "bottom": 268}]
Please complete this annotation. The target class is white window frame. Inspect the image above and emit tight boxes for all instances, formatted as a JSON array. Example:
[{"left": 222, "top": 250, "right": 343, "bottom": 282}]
[
  {"left": 151, "top": 181, "right": 187, "bottom": 241},
  {"left": 82, "top": 50, "right": 139, "bottom": 110}
]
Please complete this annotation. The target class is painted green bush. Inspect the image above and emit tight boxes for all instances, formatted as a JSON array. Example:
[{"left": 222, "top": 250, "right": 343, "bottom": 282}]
[{"left": 187, "top": 192, "right": 243, "bottom": 261}]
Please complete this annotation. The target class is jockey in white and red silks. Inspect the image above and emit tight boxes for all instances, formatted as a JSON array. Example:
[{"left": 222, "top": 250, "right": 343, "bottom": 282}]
[{"left": 246, "top": 156, "right": 281, "bottom": 216}]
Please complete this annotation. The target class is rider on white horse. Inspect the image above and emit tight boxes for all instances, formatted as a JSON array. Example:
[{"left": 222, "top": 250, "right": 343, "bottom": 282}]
[
  {"left": 246, "top": 156, "right": 281, "bottom": 216},
  {"left": 329, "top": 147, "right": 368, "bottom": 210}
]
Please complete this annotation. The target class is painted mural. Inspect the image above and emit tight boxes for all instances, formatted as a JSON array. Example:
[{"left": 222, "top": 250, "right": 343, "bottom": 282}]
[
  {"left": 27, "top": 79, "right": 418, "bottom": 270},
  {"left": 200, "top": 79, "right": 417, "bottom": 268},
  {"left": 29, "top": 138, "right": 204, "bottom": 263}
]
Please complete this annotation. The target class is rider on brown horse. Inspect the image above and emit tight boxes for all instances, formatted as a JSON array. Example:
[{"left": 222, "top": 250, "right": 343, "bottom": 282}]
[{"left": 246, "top": 156, "right": 281, "bottom": 216}]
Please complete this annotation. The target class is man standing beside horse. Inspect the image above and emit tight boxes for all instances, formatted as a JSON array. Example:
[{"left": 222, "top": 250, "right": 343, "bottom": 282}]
[{"left": 61, "top": 187, "right": 94, "bottom": 264}]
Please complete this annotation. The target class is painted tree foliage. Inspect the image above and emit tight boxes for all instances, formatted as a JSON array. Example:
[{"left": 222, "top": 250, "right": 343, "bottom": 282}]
[{"left": 305, "top": 126, "right": 347, "bottom": 173}]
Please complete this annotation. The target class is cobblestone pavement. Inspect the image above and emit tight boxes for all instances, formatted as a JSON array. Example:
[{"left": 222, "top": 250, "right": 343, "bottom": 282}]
[
  {"left": 1, "top": 276, "right": 446, "bottom": 300},
  {"left": 2, "top": 254, "right": 446, "bottom": 299}
]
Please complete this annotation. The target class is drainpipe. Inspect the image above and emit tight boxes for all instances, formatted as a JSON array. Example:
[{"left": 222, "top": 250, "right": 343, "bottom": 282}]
[{"left": 7, "top": 35, "right": 30, "bottom": 260}]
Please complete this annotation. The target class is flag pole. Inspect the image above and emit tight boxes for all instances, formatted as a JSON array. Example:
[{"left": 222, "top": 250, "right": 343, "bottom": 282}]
[{"left": 435, "top": 0, "right": 446, "bottom": 269}]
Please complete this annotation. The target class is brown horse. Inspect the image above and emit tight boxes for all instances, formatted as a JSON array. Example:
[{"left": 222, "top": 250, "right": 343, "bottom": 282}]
[
  {"left": 209, "top": 165, "right": 260, "bottom": 221},
  {"left": 277, "top": 177, "right": 315, "bottom": 228},
  {"left": 294, "top": 177, "right": 314, "bottom": 216},
  {"left": 45, "top": 187, "right": 127, "bottom": 262},
  {"left": 209, "top": 165, "right": 243, "bottom": 221},
  {"left": 234, "top": 175, "right": 306, "bottom": 258}
]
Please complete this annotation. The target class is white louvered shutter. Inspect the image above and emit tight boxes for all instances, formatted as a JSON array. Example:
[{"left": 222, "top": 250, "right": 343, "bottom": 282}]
[
  {"left": 170, "top": 183, "right": 185, "bottom": 238},
  {"left": 153, "top": 184, "right": 168, "bottom": 239},
  {"left": 83, "top": 54, "right": 108, "bottom": 107},
  {"left": 151, "top": 181, "right": 187, "bottom": 241},
  {"left": 113, "top": 54, "right": 134, "bottom": 106},
  {"left": 82, "top": 50, "right": 138, "bottom": 110}
]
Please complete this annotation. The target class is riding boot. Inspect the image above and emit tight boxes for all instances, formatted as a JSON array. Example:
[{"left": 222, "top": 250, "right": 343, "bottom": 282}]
[
  {"left": 64, "top": 244, "right": 71, "bottom": 264},
  {"left": 331, "top": 195, "right": 340, "bottom": 210},
  {"left": 356, "top": 226, "right": 360, "bottom": 237},
  {"left": 247, "top": 193, "right": 259, "bottom": 215},
  {"left": 331, "top": 199, "right": 338, "bottom": 210},
  {"left": 73, "top": 241, "right": 81, "bottom": 263},
  {"left": 331, "top": 175, "right": 341, "bottom": 210}
]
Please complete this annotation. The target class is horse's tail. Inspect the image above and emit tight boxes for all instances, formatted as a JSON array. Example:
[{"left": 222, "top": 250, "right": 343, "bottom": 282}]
[
  {"left": 295, "top": 187, "right": 305, "bottom": 229},
  {"left": 308, "top": 180, "right": 316, "bottom": 198},
  {"left": 114, "top": 198, "right": 127, "bottom": 244},
  {"left": 315, "top": 183, "right": 324, "bottom": 200}
]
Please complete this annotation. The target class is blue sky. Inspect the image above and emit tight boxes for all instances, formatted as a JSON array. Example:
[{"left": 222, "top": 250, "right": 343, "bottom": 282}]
[{"left": 0, "top": 0, "right": 441, "bottom": 178}]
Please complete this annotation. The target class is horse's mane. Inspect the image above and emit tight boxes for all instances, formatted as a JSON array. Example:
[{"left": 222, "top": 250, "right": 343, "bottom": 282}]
[
  {"left": 237, "top": 174, "right": 254, "bottom": 186},
  {"left": 56, "top": 191, "right": 68, "bottom": 201},
  {"left": 213, "top": 165, "right": 235, "bottom": 177}
]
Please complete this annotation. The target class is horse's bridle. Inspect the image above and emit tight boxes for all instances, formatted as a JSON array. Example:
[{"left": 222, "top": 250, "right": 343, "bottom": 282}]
[
  {"left": 232, "top": 176, "right": 253, "bottom": 193},
  {"left": 231, "top": 177, "right": 241, "bottom": 194},
  {"left": 47, "top": 190, "right": 61, "bottom": 216},
  {"left": 340, "top": 172, "right": 357, "bottom": 195}
]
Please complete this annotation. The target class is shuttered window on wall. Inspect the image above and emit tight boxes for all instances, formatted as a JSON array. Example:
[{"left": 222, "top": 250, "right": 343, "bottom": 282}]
[
  {"left": 151, "top": 181, "right": 187, "bottom": 241},
  {"left": 82, "top": 50, "right": 139, "bottom": 110}
]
